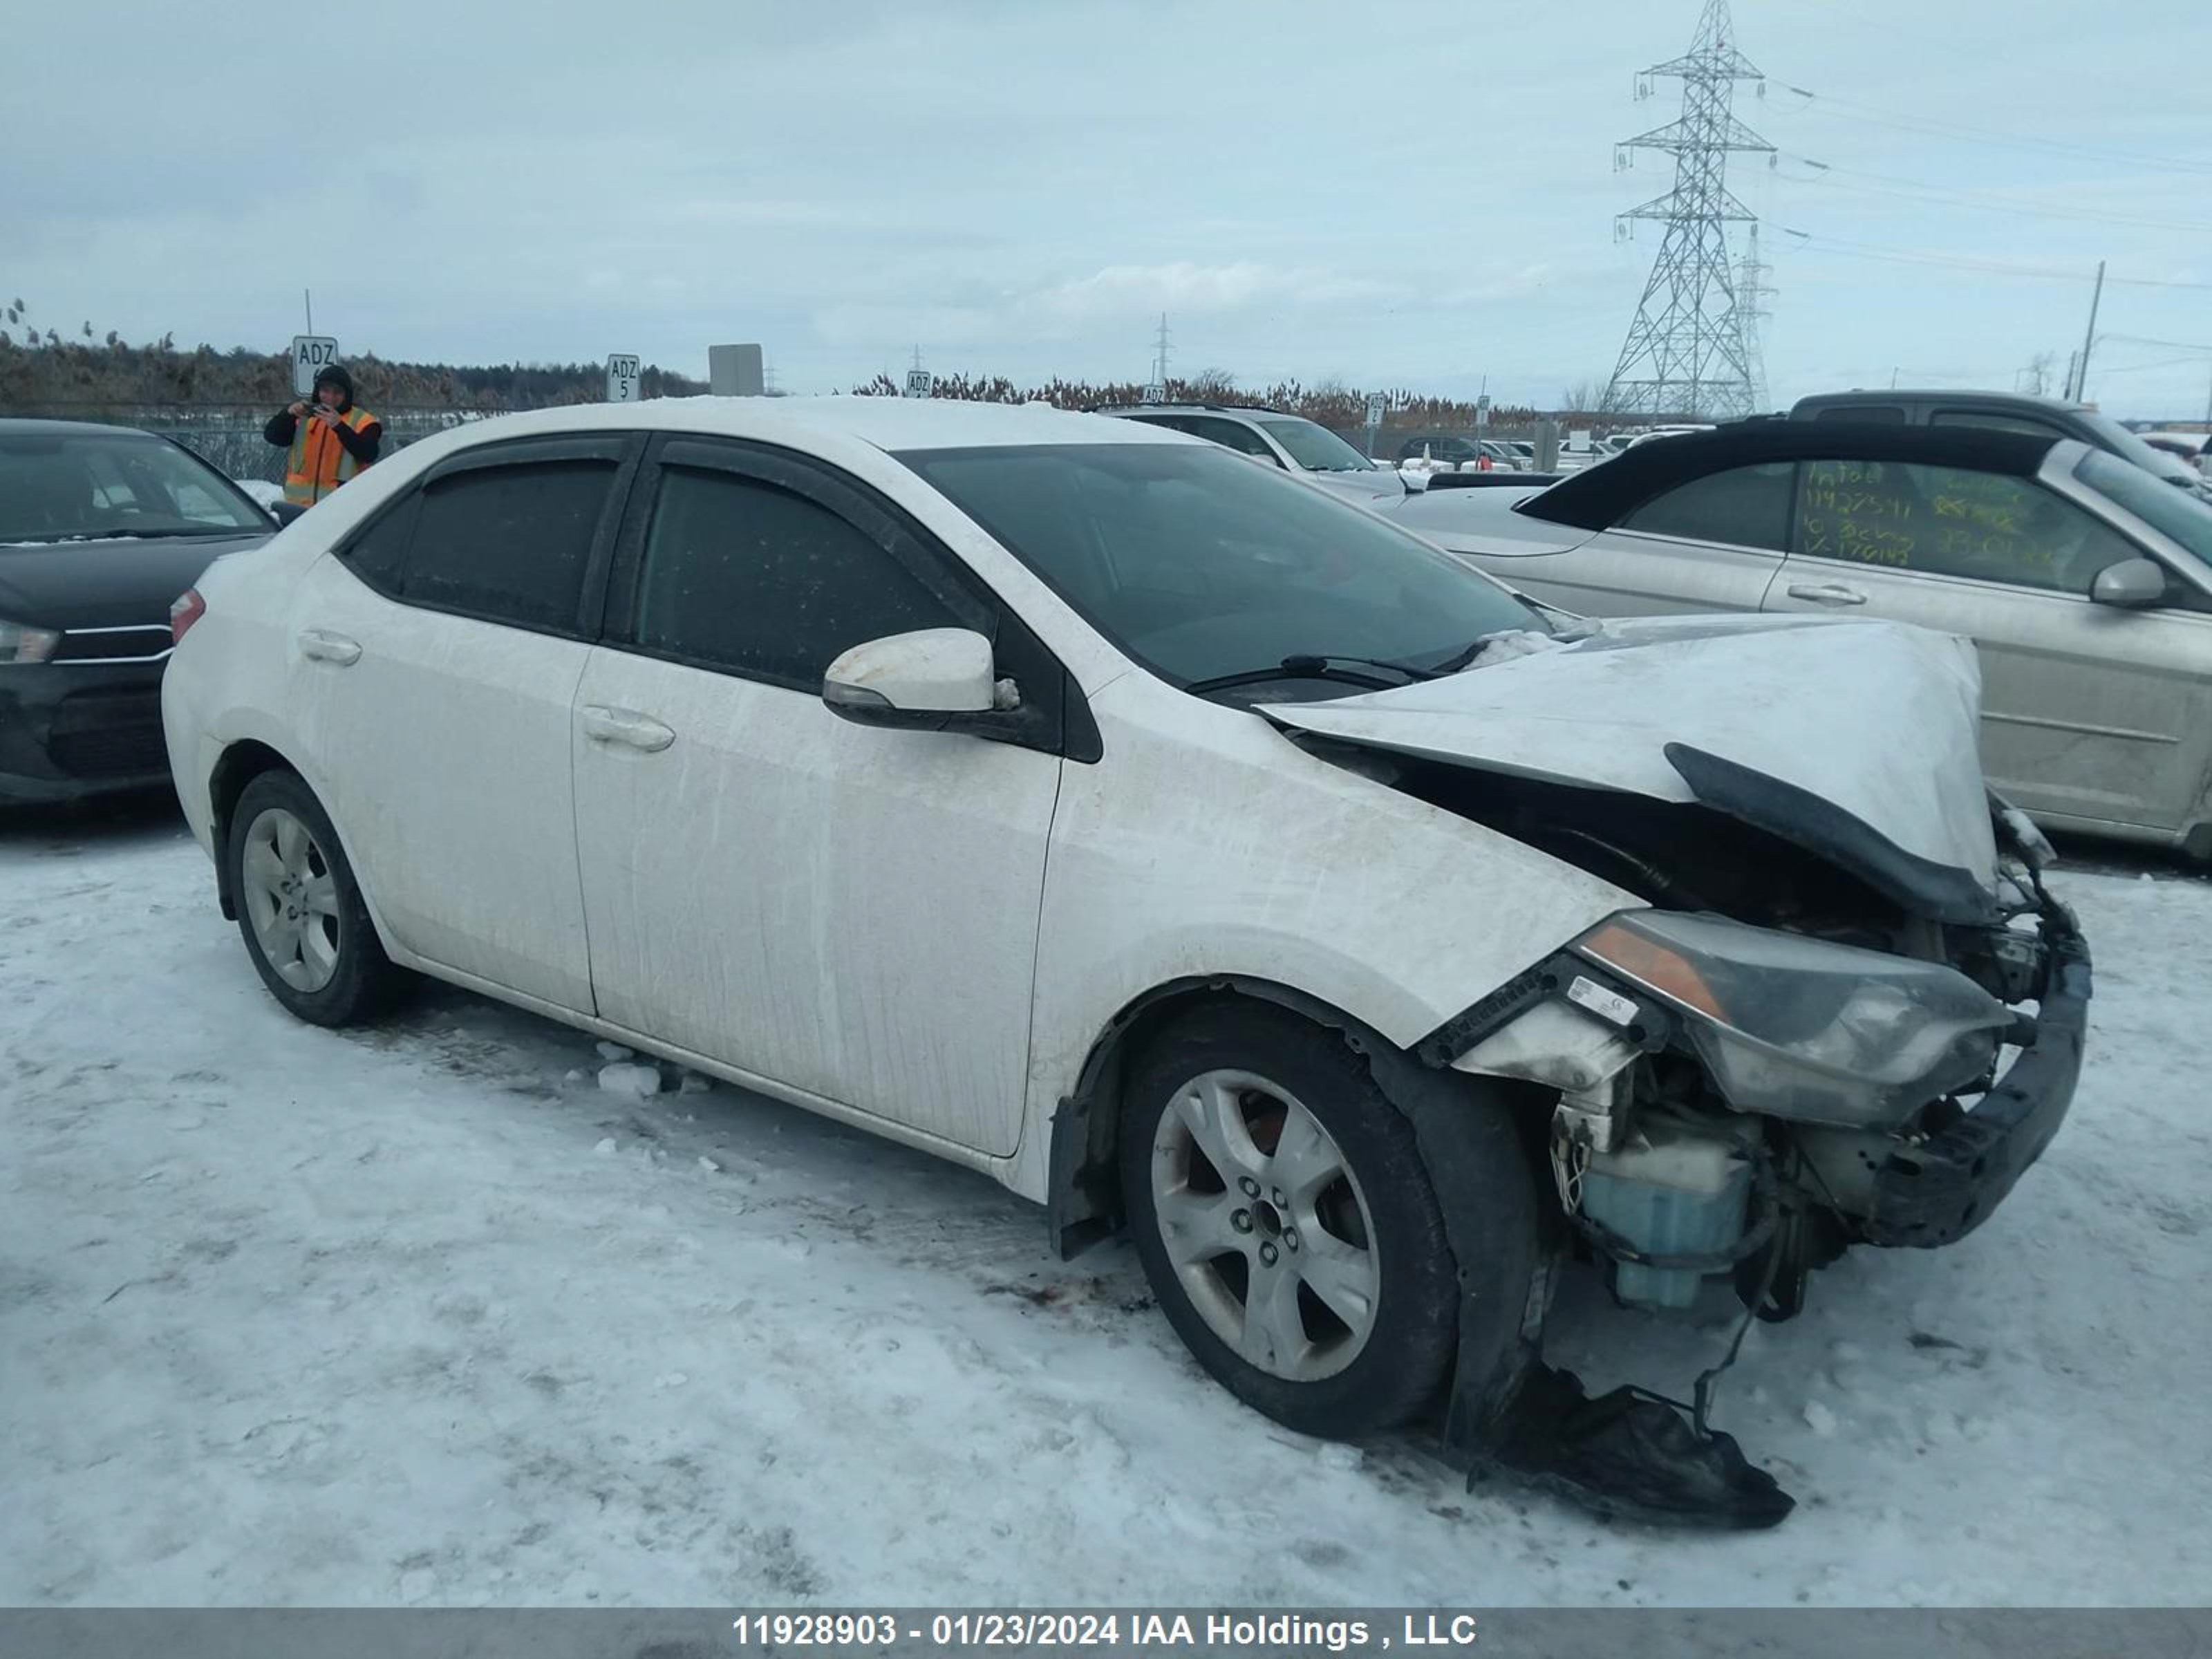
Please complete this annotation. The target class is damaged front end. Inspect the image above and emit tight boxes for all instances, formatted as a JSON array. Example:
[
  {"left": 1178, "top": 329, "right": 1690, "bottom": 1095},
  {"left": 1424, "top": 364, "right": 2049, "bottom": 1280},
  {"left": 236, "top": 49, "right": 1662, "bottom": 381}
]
[{"left": 1418, "top": 801, "right": 2090, "bottom": 1528}]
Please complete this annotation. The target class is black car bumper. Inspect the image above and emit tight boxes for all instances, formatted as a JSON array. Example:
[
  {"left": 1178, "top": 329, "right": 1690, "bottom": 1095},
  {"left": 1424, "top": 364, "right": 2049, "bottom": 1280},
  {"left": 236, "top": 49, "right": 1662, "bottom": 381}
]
[
  {"left": 1861, "top": 914, "right": 2092, "bottom": 1248},
  {"left": 0, "top": 662, "right": 175, "bottom": 803}
]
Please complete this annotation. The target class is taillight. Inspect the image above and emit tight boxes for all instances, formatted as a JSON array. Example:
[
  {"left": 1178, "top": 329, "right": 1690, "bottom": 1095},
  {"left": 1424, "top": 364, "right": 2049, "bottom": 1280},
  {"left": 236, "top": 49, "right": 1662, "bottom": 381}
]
[{"left": 170, "top": 588, "right": 207, "bottom": 646}]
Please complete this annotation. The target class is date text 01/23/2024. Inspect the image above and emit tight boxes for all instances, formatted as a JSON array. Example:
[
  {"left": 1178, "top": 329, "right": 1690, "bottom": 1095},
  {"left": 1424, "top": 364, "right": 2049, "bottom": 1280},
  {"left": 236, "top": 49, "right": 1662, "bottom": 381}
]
[{"left": 729, "top": 1612, "right": 1483, "bottom": 1649}]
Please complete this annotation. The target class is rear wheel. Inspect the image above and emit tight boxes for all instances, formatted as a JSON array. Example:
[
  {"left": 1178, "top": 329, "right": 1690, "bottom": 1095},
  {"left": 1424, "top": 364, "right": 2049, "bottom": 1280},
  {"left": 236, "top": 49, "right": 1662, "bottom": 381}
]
[
  {"left": 226, "top": 771, "right": 413, "bottom": 1026},
  {"left": 1121, "top": 1004, "right": 1461, "bottom": 1439}
]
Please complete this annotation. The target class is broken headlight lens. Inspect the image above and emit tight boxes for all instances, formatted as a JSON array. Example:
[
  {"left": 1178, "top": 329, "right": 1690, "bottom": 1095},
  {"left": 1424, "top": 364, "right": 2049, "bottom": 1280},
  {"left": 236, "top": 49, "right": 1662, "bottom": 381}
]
[{"left": 1576, "top": 911, "right": 2009, "bottom": 1130}]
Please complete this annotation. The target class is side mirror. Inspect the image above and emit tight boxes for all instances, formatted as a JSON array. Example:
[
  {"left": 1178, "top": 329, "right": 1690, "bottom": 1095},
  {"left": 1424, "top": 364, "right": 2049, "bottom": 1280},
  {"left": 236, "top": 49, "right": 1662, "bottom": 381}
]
[
  {"left": 823, "top": 628, "right": 1008, "bottom": 730},
  {"left": 268, "top": 500, "right": 307, "bottom": 527},
  {"left": 2090, "top": 557, "right": 2168, "bottom": 610}
]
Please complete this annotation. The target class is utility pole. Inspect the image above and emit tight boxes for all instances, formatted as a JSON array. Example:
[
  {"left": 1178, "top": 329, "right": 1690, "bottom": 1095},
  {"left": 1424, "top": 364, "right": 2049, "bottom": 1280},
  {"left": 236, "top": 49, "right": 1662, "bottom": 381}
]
[
  {"left": 2069, "top": 261, "right": 2106, "bottom": 402},
  {"left": 1601, "top": 0, "right": 1774, "bottom": 421}
]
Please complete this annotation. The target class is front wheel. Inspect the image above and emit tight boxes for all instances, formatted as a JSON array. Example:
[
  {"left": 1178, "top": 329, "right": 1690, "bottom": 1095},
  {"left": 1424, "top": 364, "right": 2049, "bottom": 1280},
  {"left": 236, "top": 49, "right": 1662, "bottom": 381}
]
[
  {"left": 226, "top": 770, "right": 413, "bottom": 1027},
  {"left": 1121, "top": 1004, "right": 1461, "bottom": 1439}
]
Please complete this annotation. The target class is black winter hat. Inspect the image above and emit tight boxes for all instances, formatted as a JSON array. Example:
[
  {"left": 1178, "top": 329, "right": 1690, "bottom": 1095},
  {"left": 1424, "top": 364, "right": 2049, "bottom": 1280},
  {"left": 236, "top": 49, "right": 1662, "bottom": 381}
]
[{"left": 312, "top": 363, "right": 355, "bottom": 400}]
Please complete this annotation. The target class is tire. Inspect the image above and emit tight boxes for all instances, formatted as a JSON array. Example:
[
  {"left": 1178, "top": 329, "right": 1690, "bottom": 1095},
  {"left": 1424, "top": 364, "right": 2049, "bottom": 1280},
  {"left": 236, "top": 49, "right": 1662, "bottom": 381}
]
[
  {"left": 1120, "top": 1002, "right": 1462, "bottom": 1439},
  {"left": 225, "top": 770, "right": 413, "bottom": 1027}
]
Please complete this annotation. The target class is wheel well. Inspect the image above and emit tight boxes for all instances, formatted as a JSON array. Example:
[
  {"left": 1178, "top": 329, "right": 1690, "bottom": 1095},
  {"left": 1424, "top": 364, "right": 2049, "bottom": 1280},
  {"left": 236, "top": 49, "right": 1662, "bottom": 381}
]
[
  {"left": 1046, "top": 977, "right": 1550, "bottom": 1259},
  {"left": 207, "top": 741, "right": 299, "bottom": 920}
]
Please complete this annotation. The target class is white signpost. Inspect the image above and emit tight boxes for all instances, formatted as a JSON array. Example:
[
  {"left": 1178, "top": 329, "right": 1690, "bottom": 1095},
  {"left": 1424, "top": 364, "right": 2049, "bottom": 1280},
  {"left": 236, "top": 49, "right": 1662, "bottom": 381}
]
[
  {"left": 1475, "top": 393, "right": 1492, "bottom": 430},
  {"left": 605, "top": 355, "right": 641, "bottom": 402},
  {"left": 1364, "top": 393, "right": 1386, "bottom": 459},
  {"left": 1141, "top": 382, "right": 1166, "bottom": 405},
  {"left": 290, "top": 335, "right": 340, "bottom": 397},
  {"left": 903, "top": 366, "right": 935, "bottom": 399}
]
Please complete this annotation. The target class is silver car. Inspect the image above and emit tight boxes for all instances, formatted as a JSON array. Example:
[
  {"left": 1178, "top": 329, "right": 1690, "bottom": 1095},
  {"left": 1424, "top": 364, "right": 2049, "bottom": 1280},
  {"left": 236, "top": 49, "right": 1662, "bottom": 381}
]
[
  {"left": 1099, "top": 404, "right": 1409, "bottom": 509},
  {"left": 1389, "top": 422, "right": 2212, "bottom": 859}
]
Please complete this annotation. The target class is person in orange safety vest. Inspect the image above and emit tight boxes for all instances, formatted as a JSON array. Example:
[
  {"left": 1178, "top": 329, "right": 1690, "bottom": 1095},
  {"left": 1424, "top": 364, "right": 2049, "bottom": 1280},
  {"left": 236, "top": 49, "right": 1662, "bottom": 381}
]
[{"left": 264, "top": 364, "right": 381, "bottom": 507}]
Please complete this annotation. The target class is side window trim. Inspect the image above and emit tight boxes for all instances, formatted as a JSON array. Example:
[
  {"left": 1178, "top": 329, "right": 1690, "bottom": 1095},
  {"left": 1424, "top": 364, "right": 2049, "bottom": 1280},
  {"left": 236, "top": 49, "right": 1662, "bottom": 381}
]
[
  {"left": 330, "top": 435, "right": 646, "bottom": 641},
  {"left": 601, "top": 434, "right": 1089, "bottom": 760},
  {"left": 606, "top": 435, "right": 994, "bottom": 655}
]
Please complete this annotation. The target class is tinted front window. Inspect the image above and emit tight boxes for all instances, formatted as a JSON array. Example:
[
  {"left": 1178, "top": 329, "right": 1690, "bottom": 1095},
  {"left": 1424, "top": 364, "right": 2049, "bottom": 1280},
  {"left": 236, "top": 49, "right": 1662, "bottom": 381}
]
[
  {"left": 899, "top": 442, "right": 1538, "bottom": 688},
  {"left": 1186, "top": 418, "right": 1277, "bottom": 460},
  {"left": 636, "top": 467, "right": 959, "bottom": 688},
  {"left": 2079, "top": 449, "right": 2212, "bottom": 568},
  {"left": 403, "top": 460, "right": 615, "bottom": 629},
  {"left": 1255, "top": 418, "right": 1376, "bottom": 472},
  {"left": 0, "top": 431, "right": 268, "bottom": 543},
  {"left": 1619, "top": 462, "right": 1794, "bottom": 550},
  {"left": 1795, "top": 458, "right": 2134, "bottom": 594}
]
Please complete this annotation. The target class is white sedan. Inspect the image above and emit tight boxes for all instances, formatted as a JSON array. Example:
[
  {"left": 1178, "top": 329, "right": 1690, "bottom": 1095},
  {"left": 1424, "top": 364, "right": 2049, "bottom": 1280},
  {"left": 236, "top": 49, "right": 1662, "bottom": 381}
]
[{"left": 161, "top": 397, "right": 2086, "bottom": 1522}]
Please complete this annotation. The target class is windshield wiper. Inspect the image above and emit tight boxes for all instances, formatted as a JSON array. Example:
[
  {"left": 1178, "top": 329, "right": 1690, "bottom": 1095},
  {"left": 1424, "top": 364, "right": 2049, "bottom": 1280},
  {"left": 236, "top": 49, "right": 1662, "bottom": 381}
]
[
  {"left": 1183, "top": 654, "right": 1438, "bottom": 696},
  {"left": 99, "top": 527, "right": 247, "bottom": 540}
]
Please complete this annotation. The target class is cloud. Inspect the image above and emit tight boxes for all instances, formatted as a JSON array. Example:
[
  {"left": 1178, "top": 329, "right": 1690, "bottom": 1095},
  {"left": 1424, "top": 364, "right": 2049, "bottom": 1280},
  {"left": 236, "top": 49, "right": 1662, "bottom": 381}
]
[{"left": 1022, "top": 263, "right": 1406, "bottom": 324}]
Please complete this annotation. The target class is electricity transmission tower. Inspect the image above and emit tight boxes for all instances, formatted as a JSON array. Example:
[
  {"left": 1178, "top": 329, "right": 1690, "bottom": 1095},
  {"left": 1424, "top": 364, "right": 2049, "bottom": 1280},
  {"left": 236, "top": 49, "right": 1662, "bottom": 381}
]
[
  {"left": 1734, "top": 224, "right": 1777, "bottom": 410},
  {"left": 1602, "top": 0, "right": 1774, "bottom": 422}
]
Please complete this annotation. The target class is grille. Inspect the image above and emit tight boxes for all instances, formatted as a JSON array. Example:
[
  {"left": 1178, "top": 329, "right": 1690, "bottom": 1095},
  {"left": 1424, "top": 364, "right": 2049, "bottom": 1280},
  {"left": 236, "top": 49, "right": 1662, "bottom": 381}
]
[
  {"left": 54, "top": 626, "right": 174, "bottom": 663},
  {"left": 47, "top": 688, "right": 169, "bottom": 778}
]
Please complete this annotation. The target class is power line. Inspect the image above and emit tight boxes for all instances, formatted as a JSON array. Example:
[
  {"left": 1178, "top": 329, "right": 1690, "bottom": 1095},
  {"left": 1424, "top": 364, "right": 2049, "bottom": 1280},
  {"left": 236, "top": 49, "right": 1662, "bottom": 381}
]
[
  {"left": 1774, "top": 158, "right": 2212, "bottom": 236},
  {"left": 1771, "top": 229, "right": 2212, "bottom": 292},
  {"left": 1772, "top": 86, "right": 2212, "bottom": 177}
]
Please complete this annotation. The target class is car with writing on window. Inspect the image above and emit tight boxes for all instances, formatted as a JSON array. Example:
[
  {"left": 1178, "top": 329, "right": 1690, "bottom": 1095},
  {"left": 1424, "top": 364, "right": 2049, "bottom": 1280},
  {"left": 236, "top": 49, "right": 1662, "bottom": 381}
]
[
  {"left": 1098, "top": 403, "right": 1408, "bottom": 509},
  {"left": 1392, "top": 420, "right": 2212, "bottom": 859},
  {"left": 160, "top": 398, "right": 2087, "bottom": 1524},
  {"left": 1, "top": 418, "right": 274, "bottom": 803}
]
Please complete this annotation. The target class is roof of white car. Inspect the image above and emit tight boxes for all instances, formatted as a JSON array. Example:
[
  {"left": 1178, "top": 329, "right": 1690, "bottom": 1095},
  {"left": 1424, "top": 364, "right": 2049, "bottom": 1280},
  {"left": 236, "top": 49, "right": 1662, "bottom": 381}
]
[{"left": 436, "top": 395, "right": 1185, "bottom": 453}]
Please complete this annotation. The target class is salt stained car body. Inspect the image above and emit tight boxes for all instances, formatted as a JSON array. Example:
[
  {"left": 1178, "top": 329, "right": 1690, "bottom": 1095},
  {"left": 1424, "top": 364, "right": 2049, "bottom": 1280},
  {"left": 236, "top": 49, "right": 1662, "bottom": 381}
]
[{"left": 160, "top": 398, "right": 2088, "bottom": 1525}]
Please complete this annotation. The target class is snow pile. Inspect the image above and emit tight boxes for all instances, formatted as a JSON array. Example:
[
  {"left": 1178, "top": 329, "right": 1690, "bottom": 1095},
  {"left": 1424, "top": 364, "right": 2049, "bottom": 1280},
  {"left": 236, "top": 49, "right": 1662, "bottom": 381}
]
[{"left": 3, "top": 810, "right": 2209, "bottom": 1606}]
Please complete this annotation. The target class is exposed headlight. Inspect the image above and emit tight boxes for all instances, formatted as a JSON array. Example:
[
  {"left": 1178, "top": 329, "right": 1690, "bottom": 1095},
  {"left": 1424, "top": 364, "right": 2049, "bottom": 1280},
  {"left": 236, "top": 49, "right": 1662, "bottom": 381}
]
[
  {"left": 1577, "top": 911, "right": 2010, "bottom": 1129},
  {"left": 0, "top": 619, "right": 62, "bottom": 664}
]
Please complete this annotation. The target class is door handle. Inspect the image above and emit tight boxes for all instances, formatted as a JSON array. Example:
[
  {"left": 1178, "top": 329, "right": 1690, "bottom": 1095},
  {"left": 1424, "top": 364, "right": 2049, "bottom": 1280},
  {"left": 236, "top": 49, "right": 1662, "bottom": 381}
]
[
  {"left": 1785, "top": 583, "right": 1867, "bottom": 607},
  {"left": 297, "top": 628, "right": 362, "bottom": 665},
  {"left": 581, "top": 704, "right": 676, "bottom": 753}
]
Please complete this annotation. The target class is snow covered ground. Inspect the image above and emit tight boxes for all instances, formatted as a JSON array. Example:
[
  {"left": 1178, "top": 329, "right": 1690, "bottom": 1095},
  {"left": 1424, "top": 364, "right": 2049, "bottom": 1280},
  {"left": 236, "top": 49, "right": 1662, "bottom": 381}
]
[{"left": 3, "top": 797, "right": 2209, "bottom": 1608}]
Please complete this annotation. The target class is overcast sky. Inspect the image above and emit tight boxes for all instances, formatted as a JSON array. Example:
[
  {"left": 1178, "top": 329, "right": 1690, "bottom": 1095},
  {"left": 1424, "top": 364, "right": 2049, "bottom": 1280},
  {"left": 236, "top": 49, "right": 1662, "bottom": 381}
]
[{"left": 8, "top": 0, "right": 2211, "bottom": 416}]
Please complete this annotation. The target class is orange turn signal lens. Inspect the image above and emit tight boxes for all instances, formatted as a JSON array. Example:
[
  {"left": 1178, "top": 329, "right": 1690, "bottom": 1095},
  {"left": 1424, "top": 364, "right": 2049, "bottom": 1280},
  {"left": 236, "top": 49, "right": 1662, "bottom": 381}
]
[{"left": 1579, "top": 921, "right": 1726, "bottom": 1021}]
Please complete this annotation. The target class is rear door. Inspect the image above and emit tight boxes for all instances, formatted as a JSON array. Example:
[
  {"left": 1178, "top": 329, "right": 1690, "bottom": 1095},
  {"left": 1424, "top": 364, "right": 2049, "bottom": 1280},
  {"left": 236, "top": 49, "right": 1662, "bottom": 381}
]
[
  {"left": 568, "top": 437, "right": 1066, "bottom": 1154},
  {"left": 1761, "top": 454, "right": 2212, "bottom": 832},
  {"left": 289, "top": 435, "right": 637, "bottom": 1009},
  {"left": 1477, "top": 459, "right": 1796, "bottom": 617}
]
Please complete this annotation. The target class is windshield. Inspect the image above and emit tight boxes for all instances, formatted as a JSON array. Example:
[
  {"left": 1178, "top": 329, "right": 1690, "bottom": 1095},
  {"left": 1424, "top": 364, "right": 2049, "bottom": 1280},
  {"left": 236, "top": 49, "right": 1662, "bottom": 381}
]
[
  {"left": 899, "top": 442, "right": 1542, "bottom": 688},
  {"left": 1255, "top": 417, "right": 1376, "bottom": 472},
  {"left": 2075, "top": 409, "right": 2198, "bottom": 485},
  {"left": 2079, "top": 449, "right": 2212, "bottom": 567},
  {"left": 0, "top": 430, "right": 268, "bottom": 543}
]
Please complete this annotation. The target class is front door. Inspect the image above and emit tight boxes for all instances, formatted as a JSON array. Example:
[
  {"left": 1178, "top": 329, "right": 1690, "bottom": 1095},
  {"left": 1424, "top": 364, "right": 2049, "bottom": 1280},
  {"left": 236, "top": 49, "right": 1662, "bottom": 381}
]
[
  {"left": 1762, "top": 455, "right": 2212, "bottom": 833},
  {"left": 570, "top": 438, "right": 1062, "bottom": 1155}
]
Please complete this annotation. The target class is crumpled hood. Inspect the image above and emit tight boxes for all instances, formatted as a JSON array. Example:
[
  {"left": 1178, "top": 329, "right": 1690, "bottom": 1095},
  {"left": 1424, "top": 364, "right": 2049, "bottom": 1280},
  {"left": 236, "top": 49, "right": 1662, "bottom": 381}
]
[{"left": 1262, "top": 614, "right": 2003, "bottom": 923}]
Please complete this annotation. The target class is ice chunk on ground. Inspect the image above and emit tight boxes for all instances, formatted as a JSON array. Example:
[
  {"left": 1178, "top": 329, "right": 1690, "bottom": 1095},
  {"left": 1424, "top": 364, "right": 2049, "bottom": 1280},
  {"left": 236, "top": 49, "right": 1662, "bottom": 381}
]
[
  {"left": 591, "top": 1136, "right": 618, "bottom": 1157},
  {"left": 597, "top": 1062, "right": 664, "bottom": 1099},
  {"left": 594, "top": 1041, "right": 634, "bottom": 1061}
]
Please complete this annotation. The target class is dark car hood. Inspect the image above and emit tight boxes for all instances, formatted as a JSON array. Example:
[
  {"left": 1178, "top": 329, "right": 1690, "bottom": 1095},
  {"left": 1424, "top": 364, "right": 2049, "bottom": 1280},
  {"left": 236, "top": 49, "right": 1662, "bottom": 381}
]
[{"left": 0, "top": 532, "right": 268, "bottom": 630}]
